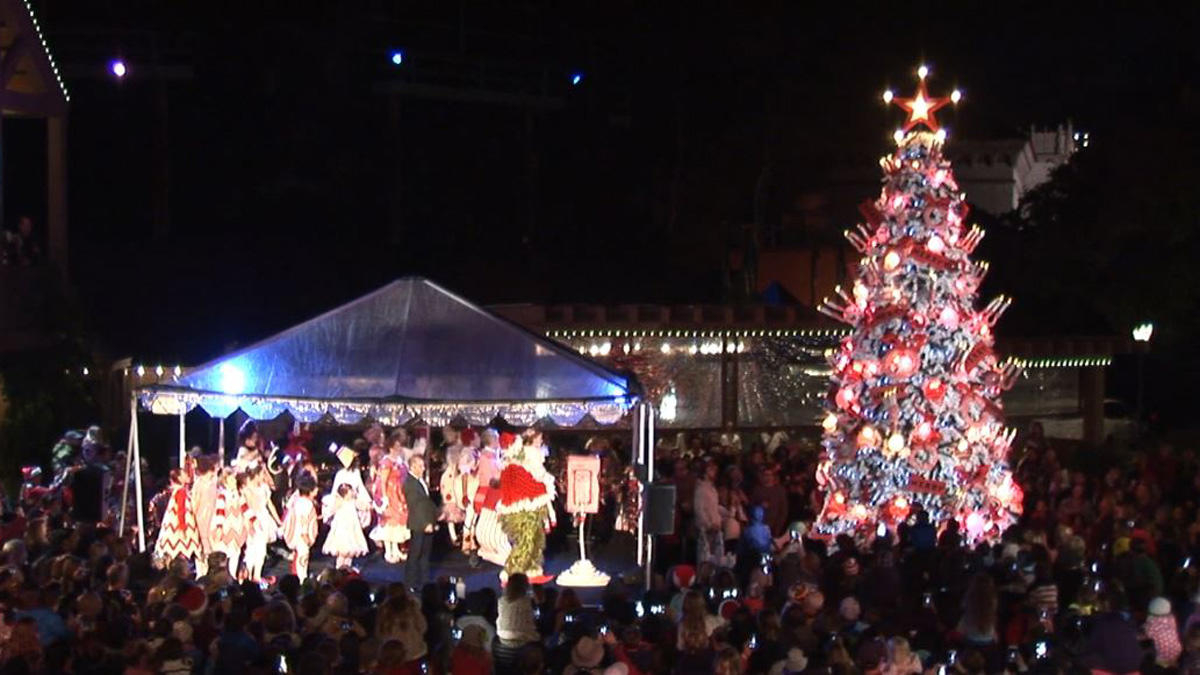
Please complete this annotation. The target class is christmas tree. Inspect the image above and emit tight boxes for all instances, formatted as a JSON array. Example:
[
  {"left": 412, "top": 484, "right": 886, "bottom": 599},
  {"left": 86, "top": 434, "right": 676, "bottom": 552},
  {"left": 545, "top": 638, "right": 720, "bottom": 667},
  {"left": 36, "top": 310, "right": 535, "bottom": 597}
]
[{"left": 813, "top": 66, "right": 1023, "bottom": 545}]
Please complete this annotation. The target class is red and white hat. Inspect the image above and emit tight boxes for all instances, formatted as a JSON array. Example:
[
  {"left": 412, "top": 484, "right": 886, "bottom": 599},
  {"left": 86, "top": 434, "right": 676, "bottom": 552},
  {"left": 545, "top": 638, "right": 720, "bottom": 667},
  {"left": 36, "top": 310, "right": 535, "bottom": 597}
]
[{"left": 669, "top": 564, "right": 695, "bottom": 589}]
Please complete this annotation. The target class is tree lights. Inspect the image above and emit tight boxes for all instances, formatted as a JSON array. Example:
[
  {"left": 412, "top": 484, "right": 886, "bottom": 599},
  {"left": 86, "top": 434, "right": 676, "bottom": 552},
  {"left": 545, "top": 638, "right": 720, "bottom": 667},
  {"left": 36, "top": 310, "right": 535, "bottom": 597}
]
[{"left": 813, "top": 68, "right": 1022, "bottom": 545}]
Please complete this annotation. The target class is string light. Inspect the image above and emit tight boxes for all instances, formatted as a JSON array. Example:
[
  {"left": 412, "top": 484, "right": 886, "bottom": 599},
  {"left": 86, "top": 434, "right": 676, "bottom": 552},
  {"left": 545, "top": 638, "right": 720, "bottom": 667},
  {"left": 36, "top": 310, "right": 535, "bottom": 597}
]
[{"left": 21, "top": 0, "right": 69, "bottom": 101}]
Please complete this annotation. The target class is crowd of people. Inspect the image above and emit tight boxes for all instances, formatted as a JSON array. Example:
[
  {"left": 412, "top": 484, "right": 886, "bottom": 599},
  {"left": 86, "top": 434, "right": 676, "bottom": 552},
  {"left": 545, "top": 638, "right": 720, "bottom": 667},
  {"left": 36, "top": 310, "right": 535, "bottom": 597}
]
[{"left": 0, "top": 420, "right": 1198, "bottom": 675}]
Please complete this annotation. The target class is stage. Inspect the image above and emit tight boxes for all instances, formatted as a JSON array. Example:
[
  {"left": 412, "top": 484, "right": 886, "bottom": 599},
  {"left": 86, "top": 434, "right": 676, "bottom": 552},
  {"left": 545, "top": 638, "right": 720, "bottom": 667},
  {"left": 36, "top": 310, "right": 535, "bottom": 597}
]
[{"left": 265, "top": 531, "right": 642, "bottom": 599}]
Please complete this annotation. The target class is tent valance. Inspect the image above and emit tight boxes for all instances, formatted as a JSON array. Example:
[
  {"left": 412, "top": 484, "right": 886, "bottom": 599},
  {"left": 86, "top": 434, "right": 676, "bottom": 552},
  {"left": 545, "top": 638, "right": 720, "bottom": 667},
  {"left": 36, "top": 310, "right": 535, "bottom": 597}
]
[{"left": 137, "top": 386, "right": 631, "bottom": 427}]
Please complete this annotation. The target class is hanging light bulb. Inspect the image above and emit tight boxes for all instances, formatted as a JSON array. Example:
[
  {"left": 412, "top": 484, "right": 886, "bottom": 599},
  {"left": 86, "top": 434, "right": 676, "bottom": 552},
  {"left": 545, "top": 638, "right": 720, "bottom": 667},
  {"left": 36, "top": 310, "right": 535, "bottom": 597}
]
[
  {"left": 856, "top": 425, "right": 880, "bottom": 448},
  {"left": 822, "top": 413, "right": 839, "bottom": 433},
  {"left": 886, "top": 433, "right": 906, "bottom": 455}
]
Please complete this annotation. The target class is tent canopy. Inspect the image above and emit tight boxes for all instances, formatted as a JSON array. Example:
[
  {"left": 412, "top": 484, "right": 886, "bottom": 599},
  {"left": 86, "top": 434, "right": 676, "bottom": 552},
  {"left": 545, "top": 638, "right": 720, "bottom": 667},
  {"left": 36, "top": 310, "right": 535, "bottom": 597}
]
[{"left": 138, "top": 278, "right": 637, "bottom": 426}]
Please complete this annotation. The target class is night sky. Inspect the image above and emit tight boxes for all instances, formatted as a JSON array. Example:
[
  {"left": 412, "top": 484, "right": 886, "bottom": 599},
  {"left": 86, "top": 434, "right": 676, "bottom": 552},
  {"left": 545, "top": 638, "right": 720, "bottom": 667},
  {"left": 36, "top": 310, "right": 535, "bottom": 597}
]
[{"left": 24, "top": 2, "right": 1200, "bottom": 365}]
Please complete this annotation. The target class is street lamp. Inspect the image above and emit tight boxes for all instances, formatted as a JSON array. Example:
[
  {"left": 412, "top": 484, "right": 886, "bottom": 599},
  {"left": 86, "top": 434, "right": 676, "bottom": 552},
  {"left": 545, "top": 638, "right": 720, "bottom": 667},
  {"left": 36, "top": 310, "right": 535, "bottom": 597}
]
[{"left": 1132, "top": 322, "right": 1153, "bottom": 436}]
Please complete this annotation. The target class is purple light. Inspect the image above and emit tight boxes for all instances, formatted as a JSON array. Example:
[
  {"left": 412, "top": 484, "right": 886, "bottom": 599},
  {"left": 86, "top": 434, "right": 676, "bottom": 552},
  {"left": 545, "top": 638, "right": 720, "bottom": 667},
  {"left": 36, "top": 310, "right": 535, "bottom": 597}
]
[{"left": 110, "top": 59, "right": 127, "bottom": 78}]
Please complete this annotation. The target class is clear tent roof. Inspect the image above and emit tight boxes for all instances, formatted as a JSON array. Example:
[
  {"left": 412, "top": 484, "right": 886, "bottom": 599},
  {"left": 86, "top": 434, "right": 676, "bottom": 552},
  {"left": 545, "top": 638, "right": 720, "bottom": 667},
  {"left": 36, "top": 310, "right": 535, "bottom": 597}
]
[{"left": 138, "top": 278, "right": 636, "bottom": 426}]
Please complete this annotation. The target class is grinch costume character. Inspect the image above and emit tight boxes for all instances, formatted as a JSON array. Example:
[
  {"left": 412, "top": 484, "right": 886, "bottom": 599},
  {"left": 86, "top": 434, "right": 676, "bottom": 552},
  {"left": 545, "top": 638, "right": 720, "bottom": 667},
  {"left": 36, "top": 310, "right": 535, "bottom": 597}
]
[{"left": 496, "top": 431, "right": 557, "bottom": 584}]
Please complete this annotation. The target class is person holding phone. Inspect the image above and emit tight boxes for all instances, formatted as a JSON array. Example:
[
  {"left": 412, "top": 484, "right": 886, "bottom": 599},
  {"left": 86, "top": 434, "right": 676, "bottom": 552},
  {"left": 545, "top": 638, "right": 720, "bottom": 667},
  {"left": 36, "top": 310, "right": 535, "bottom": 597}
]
[{"left": 403, "top": 455, "right": 437, "bottom": 590}]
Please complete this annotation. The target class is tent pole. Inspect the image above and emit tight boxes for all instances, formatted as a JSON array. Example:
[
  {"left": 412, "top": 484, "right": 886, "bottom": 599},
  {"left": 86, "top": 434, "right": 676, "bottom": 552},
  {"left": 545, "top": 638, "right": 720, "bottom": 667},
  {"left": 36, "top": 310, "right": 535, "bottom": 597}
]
[
  {"left": 118, "top": 401, "right": 135, "bottom": 535},
  {"left": 635, "top": 403, "right": 644, "bottom": 567},
  {"left": 133, "top": 405, "right": 146, "bottom": 553},
  {"left": 644, "top": 402, "right": 656, "bottom": 592},
  {"left": 218, "top": 416, "right": 226, "bottom": 465},
  {"left": 179, "top": 412, "right": 186, "bottom": 468}
]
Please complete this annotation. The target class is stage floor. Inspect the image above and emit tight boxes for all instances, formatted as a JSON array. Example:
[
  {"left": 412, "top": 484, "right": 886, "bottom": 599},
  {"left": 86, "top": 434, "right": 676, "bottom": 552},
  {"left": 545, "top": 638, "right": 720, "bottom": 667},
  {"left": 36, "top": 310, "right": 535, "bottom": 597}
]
[{"left": 267, "top": 532, "right": 641, "bottom": 598}]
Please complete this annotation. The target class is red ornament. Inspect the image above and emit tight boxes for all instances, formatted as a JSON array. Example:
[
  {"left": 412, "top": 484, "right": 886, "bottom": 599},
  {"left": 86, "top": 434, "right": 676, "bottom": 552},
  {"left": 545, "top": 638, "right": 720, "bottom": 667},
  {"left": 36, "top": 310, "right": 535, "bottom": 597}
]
[
  {"left": 923, "top": 378, "right": 945, "bottom": 401},
  {"left": 835, "top": 386, "right": 857, "bottom": 410},
  {"left": 885, "top": 348, "right": 920, "bottom": 378}
]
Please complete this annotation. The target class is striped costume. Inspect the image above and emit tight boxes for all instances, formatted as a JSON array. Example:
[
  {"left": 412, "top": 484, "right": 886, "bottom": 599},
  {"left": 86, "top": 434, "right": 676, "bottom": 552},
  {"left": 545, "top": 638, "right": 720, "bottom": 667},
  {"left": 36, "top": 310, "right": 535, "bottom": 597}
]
[{"left": 154, "top": 485, "right": 201, "bottom": 568}]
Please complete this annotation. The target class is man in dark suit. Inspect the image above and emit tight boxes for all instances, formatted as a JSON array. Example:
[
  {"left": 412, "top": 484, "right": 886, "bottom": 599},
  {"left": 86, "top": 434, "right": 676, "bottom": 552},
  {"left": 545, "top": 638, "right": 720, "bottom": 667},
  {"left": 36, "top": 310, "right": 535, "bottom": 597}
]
[{"left": 403, "top": 454, "right": 437, "bottom": 589}]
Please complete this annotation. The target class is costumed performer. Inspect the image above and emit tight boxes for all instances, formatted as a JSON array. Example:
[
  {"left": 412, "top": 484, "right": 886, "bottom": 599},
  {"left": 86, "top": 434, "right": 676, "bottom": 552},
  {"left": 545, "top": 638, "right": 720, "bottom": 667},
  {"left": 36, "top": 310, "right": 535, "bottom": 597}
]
[
  {"left": 450, "top": 428, "right": 481, "bottom": 555},
  {"left": 281, "top": 473, "right": 320, "bottom": 582},
  {"left": 496, "top": 430, "right": 557, "bottom": 584},
  {"left": 323, "top": 446, "right": 372, "bottom": 569},
  {"left": 153, "top": 469, "right": 202, "bottom": 570},
  {"left": 323, "top": 482, "right": 369, "bottom": 570},
  {"left": 190, "top": 454, "right": 220, "bottom": 576},
  {"left": 210, "top": 468, "right": 248, "bottom": 577},
  {"left": 242, "top": 463, "right": 281, "bottom": 582},
  {"left": 370, "top": 430, "right": 411, "bottom": 563},
  {"left": 472, "top": 429, "right": 510, "bottom": 567},
  {"left": 439, "top": 427, "right": 475, "bottom": 547},
  {"left": 232, "top": 419, "right": 263, "bottom": 471}
]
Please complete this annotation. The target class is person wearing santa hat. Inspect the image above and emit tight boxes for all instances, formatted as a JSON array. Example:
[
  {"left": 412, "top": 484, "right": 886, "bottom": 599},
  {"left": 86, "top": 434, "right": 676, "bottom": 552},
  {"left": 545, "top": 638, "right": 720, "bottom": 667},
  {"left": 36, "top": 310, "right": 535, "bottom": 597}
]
[{"left": 455, "top": 428, "right": 483, "bottom": 557}]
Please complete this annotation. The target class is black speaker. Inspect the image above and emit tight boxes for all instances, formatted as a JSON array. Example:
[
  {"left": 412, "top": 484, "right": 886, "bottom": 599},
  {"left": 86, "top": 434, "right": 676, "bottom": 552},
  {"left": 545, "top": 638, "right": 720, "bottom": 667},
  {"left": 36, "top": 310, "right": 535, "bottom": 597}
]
[{"left": 644, "top": 483, "right": 676, "bottom": 535}]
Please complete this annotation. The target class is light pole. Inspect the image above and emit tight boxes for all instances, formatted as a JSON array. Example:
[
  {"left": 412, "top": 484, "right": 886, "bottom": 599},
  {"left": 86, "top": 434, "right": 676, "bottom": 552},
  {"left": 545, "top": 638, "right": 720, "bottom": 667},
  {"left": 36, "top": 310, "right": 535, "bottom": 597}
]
[{"left": 1132, "top": 322, "right": 1153, "bottom": 436}]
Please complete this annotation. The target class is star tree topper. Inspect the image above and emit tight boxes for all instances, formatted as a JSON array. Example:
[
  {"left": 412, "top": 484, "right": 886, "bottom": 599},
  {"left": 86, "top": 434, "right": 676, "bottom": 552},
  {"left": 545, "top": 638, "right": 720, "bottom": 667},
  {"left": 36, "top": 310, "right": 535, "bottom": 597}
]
[{"left": 883, "top": 64, "right": 962, "bottom": 132}]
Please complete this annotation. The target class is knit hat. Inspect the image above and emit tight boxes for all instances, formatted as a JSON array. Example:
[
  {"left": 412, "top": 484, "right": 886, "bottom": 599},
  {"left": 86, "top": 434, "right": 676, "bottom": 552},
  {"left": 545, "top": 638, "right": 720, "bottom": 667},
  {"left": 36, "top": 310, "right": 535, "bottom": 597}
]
[
  {"left": 1149, "top": 596, "right": 1172, "bottom": 616},
  {"left": 718, "top": 598, "right": 740, "bottom": 620},
  {"left": 572, "top": 637, "right": 604, "bottom": 668},
  {"left": 669, "top": 564, "right": 696, "bottom": 589},
  {"left": 175, "top": 584, "right": 206, "bottom": 615},
  {"left": 336, "top": 446, "right": 357, "bottom": 469}
]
